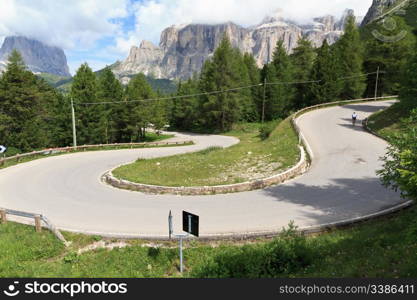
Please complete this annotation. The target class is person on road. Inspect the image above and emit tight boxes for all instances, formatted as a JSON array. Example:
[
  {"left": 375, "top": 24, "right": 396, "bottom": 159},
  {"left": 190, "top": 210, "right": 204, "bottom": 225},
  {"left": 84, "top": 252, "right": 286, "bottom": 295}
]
[{"left": 352, "top": 112, "right": 358, "bottom": 126}]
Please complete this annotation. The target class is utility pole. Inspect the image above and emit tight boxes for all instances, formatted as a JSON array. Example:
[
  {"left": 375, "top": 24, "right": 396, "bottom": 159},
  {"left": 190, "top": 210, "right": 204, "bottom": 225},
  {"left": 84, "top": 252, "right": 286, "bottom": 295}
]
[
  {"left": 374, "top": 66, "right": 380, "bottom": 101},
  {"left": 71, "top": 97, "right": 77, "bottom": 148},
  {"left": 262, "top": 78, "right": 267, "bottom": 124}
]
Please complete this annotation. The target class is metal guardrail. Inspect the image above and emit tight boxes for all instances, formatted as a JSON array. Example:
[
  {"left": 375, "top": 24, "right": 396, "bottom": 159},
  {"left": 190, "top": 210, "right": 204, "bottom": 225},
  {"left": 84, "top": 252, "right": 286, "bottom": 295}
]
[
  {"left": 0, "top": 208, "right": 69, "bottom": 245},
  {"left": 0, "top": 140, "right": 192, "bottom": 166}
]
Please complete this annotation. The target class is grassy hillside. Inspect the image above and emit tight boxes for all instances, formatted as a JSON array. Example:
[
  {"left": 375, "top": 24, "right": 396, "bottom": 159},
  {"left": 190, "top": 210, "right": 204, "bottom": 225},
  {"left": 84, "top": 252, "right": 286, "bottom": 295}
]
[
  {"left": 1, "top": 203, "right": 416, "bottom": 278},
  {"left": 367, "top": 101, "right": 415, "bottom": 138}
]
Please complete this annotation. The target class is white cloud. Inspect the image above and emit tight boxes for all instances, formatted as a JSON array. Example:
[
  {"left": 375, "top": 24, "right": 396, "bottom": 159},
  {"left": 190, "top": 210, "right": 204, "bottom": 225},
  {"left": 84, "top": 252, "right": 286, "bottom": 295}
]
[
  {"left": 0, "top": 0, "right": 130, "bottom": 49},
  {"left": 130, "top": 0, "right": 374, "bottom": 45},
  {"left": 0, "top": 0, "right": 375, "bottom": 73}
]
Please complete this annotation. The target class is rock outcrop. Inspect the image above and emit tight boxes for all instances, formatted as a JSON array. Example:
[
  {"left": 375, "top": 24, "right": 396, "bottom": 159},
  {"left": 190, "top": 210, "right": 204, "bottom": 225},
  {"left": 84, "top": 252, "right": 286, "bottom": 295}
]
[
  {"left": 113, "top": 10, "right": 358, "bottom": 81},
  {"left": 0, "top": 36, "right": 71, "bottom": 77},
  {"left": 361, "top": 0, "right": 402, "bottom": 26}
]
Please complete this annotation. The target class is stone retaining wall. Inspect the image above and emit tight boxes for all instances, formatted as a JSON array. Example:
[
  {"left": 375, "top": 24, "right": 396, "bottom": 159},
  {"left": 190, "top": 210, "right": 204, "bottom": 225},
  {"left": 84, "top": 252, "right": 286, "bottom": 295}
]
[{"left": 103, "top": 146, "right": 308, "bottom": 195}]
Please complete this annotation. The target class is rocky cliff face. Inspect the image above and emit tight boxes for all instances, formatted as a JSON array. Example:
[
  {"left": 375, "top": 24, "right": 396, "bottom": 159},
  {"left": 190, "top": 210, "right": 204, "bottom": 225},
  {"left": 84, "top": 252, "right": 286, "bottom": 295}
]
[
  {"left": 113, "top": 10, "right": 357, "bottom": 81},
  {"left": 361, "top": 0, "right": 402, "bottom": 26},
  {"left": 0, "top": 36, "right": 71, "bottom": 77}
]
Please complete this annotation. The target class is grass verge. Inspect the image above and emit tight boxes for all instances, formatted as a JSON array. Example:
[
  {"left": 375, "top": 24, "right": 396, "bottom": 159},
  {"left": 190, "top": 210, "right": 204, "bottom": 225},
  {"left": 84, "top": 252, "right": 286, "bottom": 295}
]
[
  {"left": 1, "top": 203, "right": 416, "bottom": 278},
  {"left": 113, "top": 120, "right": 299, "bottom": 187},
  {"left": 367, "top": 102, "right": 413, "bottom": 140}
]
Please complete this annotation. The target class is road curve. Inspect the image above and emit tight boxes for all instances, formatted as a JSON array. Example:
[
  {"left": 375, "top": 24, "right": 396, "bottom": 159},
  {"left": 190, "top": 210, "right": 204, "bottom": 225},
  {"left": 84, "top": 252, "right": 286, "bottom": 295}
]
[{"left": 0, "top": 101, "right": 407, "bottom": 238}]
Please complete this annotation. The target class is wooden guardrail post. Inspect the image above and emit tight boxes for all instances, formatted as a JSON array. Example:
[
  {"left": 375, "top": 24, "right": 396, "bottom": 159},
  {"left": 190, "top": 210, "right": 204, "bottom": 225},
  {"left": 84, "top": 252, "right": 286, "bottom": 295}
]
[
  {"left": 34, "top": 215, "right": 42, "bottom": 232},
  {"left": 0, "top": 209, "right": 7, "bottom": 224}
]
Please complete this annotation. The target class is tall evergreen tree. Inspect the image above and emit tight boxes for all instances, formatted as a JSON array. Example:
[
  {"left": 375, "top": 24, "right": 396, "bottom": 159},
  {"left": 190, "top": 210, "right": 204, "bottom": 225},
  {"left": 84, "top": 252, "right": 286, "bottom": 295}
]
[
  {"left": 125, "top": 73, "right": 157, "bottom": 141},
  {"left": 243, "top": 53, "right": 261, "bottom": 121},
  {"left": 310, "top": 40, "right": 343, "bottom": 104},
  {"left": 97, "top": 67, "right": 123, "bottom": 143},
  {"left": 336, "top": 15, "right": 366, "bottom": 99},
  {"left": 171, "top": 77, "right": 200, "bottom": 130},
  {"left": 0, "top": 50, "right": 49, "bottom": 151},
  {"left": 399, "top": 42, "right": 417, "bottom": 108},
  {"left": 290, "top": 38, "right": 316, "bottom": 108},
  {"left": 198, "top": 35, "right": 253, "bottom": 132},
  {"left": 362, "top": 16, "right": 415, "bottom": 97},
  {"left": 263, "top": 40, "right": 296, "bottom": 119},
  {"left": 260, "top": 63, "right": 277, "bottom": 121},
  {"left": 70, "top": 63, "right": 104, "bottom": 145}
]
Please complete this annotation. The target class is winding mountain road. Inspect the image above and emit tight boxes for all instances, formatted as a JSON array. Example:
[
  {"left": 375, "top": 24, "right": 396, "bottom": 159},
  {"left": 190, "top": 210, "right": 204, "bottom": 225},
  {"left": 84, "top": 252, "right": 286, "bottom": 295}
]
[{"left": 0, "top": 101, "right": 408, "bottom": 238}]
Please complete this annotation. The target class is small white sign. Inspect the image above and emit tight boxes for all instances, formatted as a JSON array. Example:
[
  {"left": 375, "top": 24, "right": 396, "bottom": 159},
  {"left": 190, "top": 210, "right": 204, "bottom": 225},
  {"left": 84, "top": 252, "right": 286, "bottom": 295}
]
[{"left": 0, "top": 145, "right": 6, "bottom": 154}]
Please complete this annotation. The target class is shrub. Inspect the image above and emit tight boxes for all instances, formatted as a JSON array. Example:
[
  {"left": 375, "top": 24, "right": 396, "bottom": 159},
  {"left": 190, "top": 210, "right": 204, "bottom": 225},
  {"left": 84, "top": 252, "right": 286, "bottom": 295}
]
[
  {"left": 3, "top": 147, "right": 21, "bottom": 157},
  {"left": 259, "top": 120, "right": 280, "bottom": 140},
  {"left": 199, "top": 146, "right": 222, "bottom": 155},
  {"left": 191, "top": 223, "right": 316, "bottom": 278},
  {"left": 378, "top": 109, "right": 417, "bottom": 200}
]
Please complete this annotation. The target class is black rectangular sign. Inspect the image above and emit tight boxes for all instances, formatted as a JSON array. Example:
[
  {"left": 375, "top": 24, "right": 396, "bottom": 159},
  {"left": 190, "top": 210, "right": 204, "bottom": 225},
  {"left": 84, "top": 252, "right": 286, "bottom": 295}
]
[{"left": 183, "top": 211, "right": 199, "bottom": 237}]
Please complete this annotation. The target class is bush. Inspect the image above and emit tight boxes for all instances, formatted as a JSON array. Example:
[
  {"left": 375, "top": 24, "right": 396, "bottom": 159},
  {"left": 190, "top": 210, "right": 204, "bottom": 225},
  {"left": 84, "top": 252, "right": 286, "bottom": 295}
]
[
  {"left": 3, "top": 147, "right": 21, "bottom": 157},
  {"left": 199, "top": 146, "right": 222, "bottom": 155},
  {"left": 191, "top": 223, "right": 316, "bottom": 278},
  {"left": 259, "top": 120, "right": 280, "bottom": 141},
  {"left": 378, "top": 109, "right": 417, "bottom": 200}
]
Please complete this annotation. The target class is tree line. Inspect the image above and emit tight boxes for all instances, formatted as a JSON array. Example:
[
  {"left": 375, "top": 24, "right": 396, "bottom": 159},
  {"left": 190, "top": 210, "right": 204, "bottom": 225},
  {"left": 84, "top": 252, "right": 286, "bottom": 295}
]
[
  {"left": 0, "top": 52, "right": 167, "bottom": 153},
  {"left": 170, "top": 15, "right": 416, "bottom": 132},
  {"left": 0, "top": 15, "right": 415, "bottom": 153}
]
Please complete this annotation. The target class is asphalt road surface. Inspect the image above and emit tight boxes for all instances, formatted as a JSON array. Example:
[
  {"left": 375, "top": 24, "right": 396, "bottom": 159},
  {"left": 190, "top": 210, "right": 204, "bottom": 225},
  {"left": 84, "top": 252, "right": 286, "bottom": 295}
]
[{"left": 0, "top": 101, "right": 407, "bottom": 238}]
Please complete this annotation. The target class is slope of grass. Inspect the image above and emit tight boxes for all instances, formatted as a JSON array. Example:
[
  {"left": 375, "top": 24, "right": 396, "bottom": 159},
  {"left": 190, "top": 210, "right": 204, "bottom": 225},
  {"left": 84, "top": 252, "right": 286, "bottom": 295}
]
[
  {"left": 113, "top": 119, "right": 300, "bottom": 187},
  {"left": 367, "top": 101, "right": 414, "bottom": 139},
  {"left": 1, "top": 203, "right": 416, "bottom": 278}
]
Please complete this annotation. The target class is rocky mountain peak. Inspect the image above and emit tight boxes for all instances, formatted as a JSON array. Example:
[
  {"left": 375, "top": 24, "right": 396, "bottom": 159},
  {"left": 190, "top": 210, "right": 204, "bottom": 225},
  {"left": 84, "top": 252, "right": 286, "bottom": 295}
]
[
  {"left": 258, "top": 9, "right": 287, "bottom": 26},
  {"left": 139, "top": 40, "right": 159, "bottom": 49},
  {"left": 112, "top": 9, "right": 358, "bottom": 81},
  {"left": 361, "top": 0, "right": 402, "bottom": 26},
  {"left": 0, "top": 36, "right": 70, "bottom": 77}
]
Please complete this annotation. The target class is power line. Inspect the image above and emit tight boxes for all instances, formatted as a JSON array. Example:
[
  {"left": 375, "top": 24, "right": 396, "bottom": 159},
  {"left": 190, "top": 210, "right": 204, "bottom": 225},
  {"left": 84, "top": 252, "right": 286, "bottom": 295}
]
[
  {"left": 78, "top": 83, "right": 263, "bottom": 106},
  {"left": 76, "top": 71, "right": 383, "bottom": 106}
]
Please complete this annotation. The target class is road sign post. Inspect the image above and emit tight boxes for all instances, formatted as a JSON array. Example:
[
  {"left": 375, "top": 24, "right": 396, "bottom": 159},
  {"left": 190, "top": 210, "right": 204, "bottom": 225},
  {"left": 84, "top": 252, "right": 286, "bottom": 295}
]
[
  {"left": 168, "top": 210, "right": 173, "bottom": 240},
  {"left": 171, "top": 211, "right": 200, "bottom": 273}
]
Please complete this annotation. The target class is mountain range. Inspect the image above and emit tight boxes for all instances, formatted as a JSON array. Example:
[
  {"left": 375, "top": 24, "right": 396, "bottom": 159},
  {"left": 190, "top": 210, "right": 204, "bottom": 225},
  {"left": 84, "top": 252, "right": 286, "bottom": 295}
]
[
  {"left": 0, "top": 0, "right": 407, "bottom": 84},
  {"left": 112, "top": 9, "right": 359, "bottom": 81}
]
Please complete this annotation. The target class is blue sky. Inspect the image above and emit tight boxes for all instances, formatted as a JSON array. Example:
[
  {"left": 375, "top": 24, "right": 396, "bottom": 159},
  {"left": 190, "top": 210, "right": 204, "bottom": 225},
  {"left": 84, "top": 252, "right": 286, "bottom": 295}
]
[{"left": 0, "top": 0, "right": 373, "bottom": 75}]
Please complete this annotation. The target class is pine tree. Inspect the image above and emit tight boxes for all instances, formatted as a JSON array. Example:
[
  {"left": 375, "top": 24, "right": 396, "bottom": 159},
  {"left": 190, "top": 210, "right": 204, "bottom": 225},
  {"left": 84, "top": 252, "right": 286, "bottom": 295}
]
[
  {"left": 125, "top": 73, "right": 157, "bottom": 141},
  {"left": 0, "top": 50, "right": 49, "bottom": 151},
  {"left": 198, "top": 35, "right": 252, "bottom": 132},
  {"left": 243, "top": 53, "right": 261, "bottom": 121},
  {"left": 260, "top": 63, "right": 278, "bottom": 121},
  {"left": 399, "top": 42, "right": 417, "bottom": 108},
  {"left": 48, "top": 92, "right": 73, "bottom": 147},
  {"left": 291, "top": 38, "right": 316, "bottom": 108},
  {"left": 336, "top": 15, "right": 366, "bottom": 99},
  {"left": 70, "top": 63, "right": 104, "bottom": 145},
  {"left": 97, "top": 67, "right": 123, "bottom": 143},
  {"left": 264, "top": 40, "right": 296, "bottom": 119},
  {"left": 151, "top": 90, "right": 168, "bottom": 133},
  {"left": 310, "top": 40, "right": 343, "bottom": 104},
  {"left": 363, "top": 16, "right": 415, "bottom": 97},
  {"left": 171, "top": 77, "right": 200, "bottom": 130}
]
